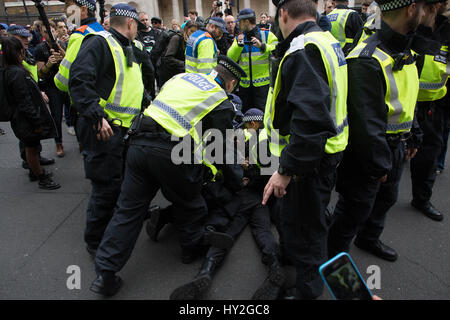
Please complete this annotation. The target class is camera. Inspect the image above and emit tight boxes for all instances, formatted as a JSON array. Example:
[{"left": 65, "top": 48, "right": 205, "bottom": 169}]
[{"left": 216, "top": 1, "right": 223, "bottom": 6}]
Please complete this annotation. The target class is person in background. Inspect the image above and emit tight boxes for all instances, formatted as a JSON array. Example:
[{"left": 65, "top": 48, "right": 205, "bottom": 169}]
[
  {"left": 313, "top": 0, "right": 332, "bottom": 31},
  {"left": 258, "top": 12, "right": 272, "bottom": 30},
  {"left": 360, "top": 1, "right": 371, "bottom": 22},
  {"left": 34, "top": 21, "right": 67, "bottom": 158},
  {"left": 188, "top": 9, "right": 205, "bottom": 26},
  {"left": 171, "top": 19, "right": 181, "bottom": 31},
  {"left": 1, "top": 24, "right": 9, "bottom": 136},
  {"left": 2, "top": 36, "right": 60, "bottom": 190},
  {"left": 323, "top": 0, "right": 335, "bottom": 15},
  {"left": 103, "top": 15, "right": 110, "bottom": 31},
  {"left": 161, "top": 20, "right": 198, "bottom": 85},
  {"left": 225, "top": 14, "right": 240, "bottom": 36}
]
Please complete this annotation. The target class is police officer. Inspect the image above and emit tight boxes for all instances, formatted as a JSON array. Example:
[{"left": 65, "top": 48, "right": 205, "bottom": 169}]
[
  {"left": 89, "top": 56, "right": 246, "bottom": 296},
  {"left": 328, "top": 0, "right": 426, "bottom": 262},
  {"left": 262, "top": 0, "right": 349, "bottom": 300},
  {"left": 227, "top": 8, "right": 278, "bottom": 113},
  {"left": 54, "top": 0, "right": 104, "bottom": 93},
  {"left": 185, "top": 17, "right": 228, "bottom": 74},
  {"left": 327, "top": 0, "right": 363, "bottom": 55},
  {"left": 69, "top": 3, "right": 148, "bottom": 258},
  {"left": 410, "top": 0, "right": 449, "bottom": 221}
]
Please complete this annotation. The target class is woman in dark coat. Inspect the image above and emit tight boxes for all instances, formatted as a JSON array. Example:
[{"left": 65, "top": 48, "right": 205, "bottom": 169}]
[
  {"left": 2, "top": 37, "right": 60, "bottom": 189},
  {"left": 160, "top": 20, "right": 198, "bottom": 85}
]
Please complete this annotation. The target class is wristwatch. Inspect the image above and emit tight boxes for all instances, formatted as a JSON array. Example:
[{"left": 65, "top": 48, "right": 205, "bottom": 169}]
[{"left": 278, "top": 166, "right": 294, "bottom": 177}]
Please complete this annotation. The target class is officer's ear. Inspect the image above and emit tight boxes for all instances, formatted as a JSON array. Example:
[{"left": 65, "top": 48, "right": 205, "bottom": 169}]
[{"left": 225, "top": 78, "right": 237, "bottom": 93}]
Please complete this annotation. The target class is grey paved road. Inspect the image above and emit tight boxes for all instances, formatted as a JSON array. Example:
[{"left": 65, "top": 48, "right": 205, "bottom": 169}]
[{"left": 1, "top": 123, "right": 449, "bottom": 300}]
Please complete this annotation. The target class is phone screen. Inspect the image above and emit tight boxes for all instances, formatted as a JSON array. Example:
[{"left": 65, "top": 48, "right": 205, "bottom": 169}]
[{"left": 322, "top": 255, "right": 372, "bottom": 300}]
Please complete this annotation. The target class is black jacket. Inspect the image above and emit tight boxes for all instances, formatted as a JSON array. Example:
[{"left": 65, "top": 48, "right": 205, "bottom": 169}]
[
  {"left": 343, "top": 21, "right": 423, "bottom": 179},
  {"left": 274, "top": 21, "right": 337, "bottom": 177},
  {"left": 161, "top": 33, "right": 185, "bottom": 84},
  {"left": 6, "top": 65, "right": 56, "bottom": 143}
]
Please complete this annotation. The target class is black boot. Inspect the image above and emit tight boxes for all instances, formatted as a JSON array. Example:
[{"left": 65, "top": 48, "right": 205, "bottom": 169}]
[
  {"left": 170, "top": 257, "right": 217, "bottom": 300},
  {"left": 29, "top": 169, "right": 52, "bottom": 182},
  {"left": 145, "top": 205, "right": 168, "bottom": 241},
  {"left": 252, "top": 258, "right": 286, "bottom": 300},
  {"left": 90, "top": 273, "right": 123, "bottom": 297}
]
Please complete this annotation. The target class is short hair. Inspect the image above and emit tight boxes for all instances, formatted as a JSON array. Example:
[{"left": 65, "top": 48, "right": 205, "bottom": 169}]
[
  {"left": 279, "top": 0, "right": 317, "bottom": 19},
  {"left": 188, "top": 10, "right": 198, "bottom": 16},
  {"left": 260, "top": 12, "right": 268, "bottom": 17},
  {"left": 362, "top": 1, "right": 371, "bottom": 6},
  {"left": 215, "top": 63, "right": 238, "bottom": 84},
  {"left": 110, "top": 16, "right": 131, "bottom": 28}
]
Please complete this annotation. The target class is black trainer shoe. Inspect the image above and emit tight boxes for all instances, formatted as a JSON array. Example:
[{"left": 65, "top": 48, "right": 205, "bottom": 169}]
[
  {"left": 354, "top": 238, "right": 398, "bottom": 262},
  {"left": 38, "top": 176, "right": 61, "bottom": 190},
  {"left": 411, "top": 200, "right": 444, "bottom": 222},
  {"left": 39, "top": 157, "right": 55, "bottom": 166},
  {"left": 169, "top": 275, "right": 212, "bottom": 300},
  {"left": 90, "top": 274, "right": 123, "bottom": 297}
]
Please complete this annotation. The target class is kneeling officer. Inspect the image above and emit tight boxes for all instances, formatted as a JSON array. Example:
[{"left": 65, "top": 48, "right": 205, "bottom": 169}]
[{"left": 91, "top": 56, "right": 247, "bottom": 296}]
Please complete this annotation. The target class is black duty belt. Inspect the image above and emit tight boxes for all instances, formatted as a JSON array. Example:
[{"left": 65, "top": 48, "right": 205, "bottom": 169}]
[
  {"left": 386, "top": 131, "right": 412, "bottom": 142},
  {"left": 138, "top": 115, "right": 167, "bottom": 134}
]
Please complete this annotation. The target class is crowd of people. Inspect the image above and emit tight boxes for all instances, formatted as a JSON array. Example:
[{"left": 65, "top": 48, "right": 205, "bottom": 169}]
[{"left": 0, "top": 0, "right": 449, "bottom": 300}]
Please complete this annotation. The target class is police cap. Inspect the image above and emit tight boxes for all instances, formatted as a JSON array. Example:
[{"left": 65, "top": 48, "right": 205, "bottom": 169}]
[
  {"left": 58, "top": 0, "right": 97, "bottom": 11},
  {"left": 375, "top": 0, "right": 425, "bottom": 12},
  {"left": 7, "top": 25, "right": 31, "bottom": 38},
  {"left": 110, "top": 3, "right": 146, "bottom": 30},
  {"left": 236, "top": 8, "right": 256, "bottom": 22},
  {"left": 216, "top": 55, "right": 247, "bottom": 81}
]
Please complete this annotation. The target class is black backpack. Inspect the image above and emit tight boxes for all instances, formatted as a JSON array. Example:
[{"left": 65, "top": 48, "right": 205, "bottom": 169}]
[
  {"left": 0, "top": 65, "right": 14, "bottom": 122},
  {"left": 151, "top": 29, "right": 181, "bottom": 67}
]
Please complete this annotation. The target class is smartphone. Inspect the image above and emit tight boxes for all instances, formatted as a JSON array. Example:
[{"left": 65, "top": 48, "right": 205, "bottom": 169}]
[{"left": 319, "top": 252, "right": 373, "bottom": 300}]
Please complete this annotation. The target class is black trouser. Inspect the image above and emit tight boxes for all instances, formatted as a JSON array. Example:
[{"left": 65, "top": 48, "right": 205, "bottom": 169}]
[
  {"left": 46, "top": 87, "right": 67, "bottom": 144},
  {"left": 76, "top": 117, "right": 127, "bottom": 249},
  {"left": 239, "top": 84, "right": 270, "bottom": 114},
  {"left": 95, "top": 136, "right": 209, "bottom": 275},
  {"left": 410, "top": 102, "right": 446, "bottom": 204},
  {"left": 205, "top": 187, "right": 280, "bottom": 266},
  {"left": 328, "top": 140, "right": 406, "bottom": 256},
  {"left": 278, "top": 153, "right": 341, "bottom": 300}
]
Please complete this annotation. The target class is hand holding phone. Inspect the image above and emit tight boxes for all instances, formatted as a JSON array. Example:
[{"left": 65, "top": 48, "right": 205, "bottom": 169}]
[{"left": 319, "top": 252, "right": 373, "bottom": 300}]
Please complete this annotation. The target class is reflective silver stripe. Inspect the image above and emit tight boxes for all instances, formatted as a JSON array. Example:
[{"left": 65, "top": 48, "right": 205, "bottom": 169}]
[
  {"left": 420, "top": 63, "right": 450, "bottom": 90},
  {"left": 305, "top": 36, "right": 339, "bottom": 130},
  {"left": 184, "top": 91, "right": 228, "bottom": 123},
  {"left": 186, "top": 64, "right": 199, "bottom": 72},
  {"left": 241, "top": 51, "right": 266, "bottom": 58},
  {"left": 153, "top": 100, "right": 192, "bottom": 132},
  {"left": 186, "top": 56, "right": 217, "bottom": 64},
  {"left": 55, "top": 72, "right": 69, "bottom": 86},
  {"left": 386, "top": 121, "right": 413, "bottom": 132},
  {"left": 105, "top": 103, "right": 140, "bottom": 115},
  {"left": 86, "top": 26, "right": 96, "bottom": 34},
  {"left": 338, "top": 10, "right": 352, "bottom": 45},
  {"left": 347, "top": 47, "right": 364, "bottom": 58},
  {"left": 260, "top": 30, "right": 267, "bottom": 44},
  {"left": 60, "top": 58, "right": 72, "bottom": 69},
  {"left": 106, "top": 35, "right": 125, "bottom": 106},
  {"left": 373, "top": 49, "right": 404, "bottom": 128},
  {"left": 239, "top": 59, "right": 269, "bottom": 66}
]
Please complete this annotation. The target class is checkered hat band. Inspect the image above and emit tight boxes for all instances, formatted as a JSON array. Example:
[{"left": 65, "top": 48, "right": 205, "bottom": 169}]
[
  {"left": 379, "top": 0, "right": 414, "bottom": 11},
  {"left": 75, "top": 0, "right": 96, "bottom": 11},
  {"left": 9, "top": 29, "right": 30, "bottom": 37},
  {"left": 218, "top": 60, "right": 241, "bottom": 79},
  {"left": 110, "top": 9, "right": 139, "bottom": 20},
  {"left": 243, "top": 115, "right": 263, "bottom": 122}
]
